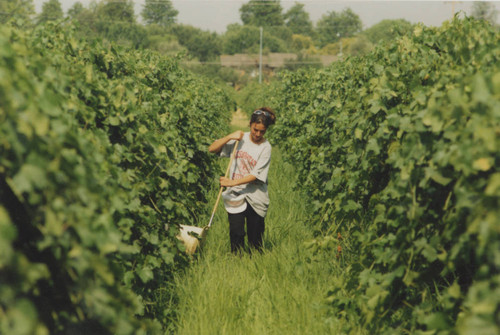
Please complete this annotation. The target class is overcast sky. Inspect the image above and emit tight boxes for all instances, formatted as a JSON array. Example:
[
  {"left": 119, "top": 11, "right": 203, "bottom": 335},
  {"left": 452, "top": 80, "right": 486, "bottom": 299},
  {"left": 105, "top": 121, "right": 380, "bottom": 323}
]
[{"left": 32, "top": 0, "right": 500, "bottom": 33}]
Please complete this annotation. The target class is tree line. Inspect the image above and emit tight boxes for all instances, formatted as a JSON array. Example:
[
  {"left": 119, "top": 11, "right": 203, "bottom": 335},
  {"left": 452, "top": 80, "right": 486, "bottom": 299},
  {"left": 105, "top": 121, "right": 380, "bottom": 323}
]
[
  {"left": 1, "top": 0, "right": 497, "bottom": 79},
  {"left": 0, "top": 0, "right": 408, "bottom": 58}
]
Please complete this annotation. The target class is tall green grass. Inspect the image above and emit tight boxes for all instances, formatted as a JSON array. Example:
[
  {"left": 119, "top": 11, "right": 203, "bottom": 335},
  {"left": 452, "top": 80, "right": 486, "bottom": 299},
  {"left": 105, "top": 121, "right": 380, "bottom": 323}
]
[{"left": 173, "top": 148, "right": 356, "bottom": 334}]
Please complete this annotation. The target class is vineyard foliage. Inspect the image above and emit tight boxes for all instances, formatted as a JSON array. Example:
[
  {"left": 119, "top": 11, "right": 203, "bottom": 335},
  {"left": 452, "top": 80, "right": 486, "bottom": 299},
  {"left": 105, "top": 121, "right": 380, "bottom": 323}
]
[
  {"left": 0, "top": 23, "right": 231, "bottom": 334},
  {"left": 271, "top": 17, "right": 499, "bottom": 334}
]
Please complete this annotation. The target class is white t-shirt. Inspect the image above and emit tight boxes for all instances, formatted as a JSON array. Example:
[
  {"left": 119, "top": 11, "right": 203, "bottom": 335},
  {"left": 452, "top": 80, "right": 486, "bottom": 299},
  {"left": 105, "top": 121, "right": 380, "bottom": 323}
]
[{"left": 220, "top": 132, "right": 272, "bottom": 218}]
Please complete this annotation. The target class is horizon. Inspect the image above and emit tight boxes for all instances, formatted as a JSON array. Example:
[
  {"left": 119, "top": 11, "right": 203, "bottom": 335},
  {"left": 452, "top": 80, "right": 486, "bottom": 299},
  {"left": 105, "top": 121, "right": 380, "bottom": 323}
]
[{"left": 31, "top": 0, "right": 500, "bottom": 33}]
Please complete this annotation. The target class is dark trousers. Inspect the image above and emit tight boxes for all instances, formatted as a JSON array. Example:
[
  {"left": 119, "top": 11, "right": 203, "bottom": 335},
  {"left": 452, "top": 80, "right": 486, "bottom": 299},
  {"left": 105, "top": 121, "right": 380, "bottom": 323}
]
[{"left": 228, "top": 203, "right": 265, "bottom": 253}]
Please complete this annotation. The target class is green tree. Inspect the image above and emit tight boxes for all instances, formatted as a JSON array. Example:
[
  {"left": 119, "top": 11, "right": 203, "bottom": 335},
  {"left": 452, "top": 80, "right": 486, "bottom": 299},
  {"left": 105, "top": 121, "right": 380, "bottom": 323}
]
[
  {"left": 284, "top": 3, "right": 313, "bottom": 37},
  {"left": 343, "top": 35, "right": 372, "bottom": 56},
  {"left": 291, "top": 34, "right": 314, "bottom": 52},
  {"left": 0, "top": 0, "right": 35, "bottom": 24},
  {"left": 67, "top": 2, "right": 97, "bottom": 42},
  {"left": 362, "top": 19, "right": 414, "bottom": 44},
  {"left": 223, "top": 24, "right": 260, "bottom": 54},
  {"left": 222, "top": 23, "right": 287, "bottom": 54},
  {"left": 65, "top": 0, "right": 148, "bottom": 48},
  {"left": 315, "top": 8, "right": 362, "bottom": 47},
  {"left": 240, "top": 0, "right": 284, "bottom": 27},
  {"left": 141, "top": 0, "right": 178, "bottom": 27},
  {"left": 90, "top": 0, "right": 149, "bottom": 48},
  {"left": 37, "top": 0, "right": 63, "bottom": 24},
  {"left": 97, "top": 0, "right": 135, "bottom": 23},
  {"left": 269, "top": 25, "right": 293, "bottom": 44},
  {"left": 67, "top": 1, "right": 96, "bottom": 37},
  {"left": 142, "top": 24, "right": 184, "bottom": 55},
  {"left": 67, "top": 1, "right": 84, "bottom": 18},
  {"left": 171, "top": 24, "right": 222, "bottom": 61},
  {"left": 471, "top": 1, "right": 498, "bottom": 25}
]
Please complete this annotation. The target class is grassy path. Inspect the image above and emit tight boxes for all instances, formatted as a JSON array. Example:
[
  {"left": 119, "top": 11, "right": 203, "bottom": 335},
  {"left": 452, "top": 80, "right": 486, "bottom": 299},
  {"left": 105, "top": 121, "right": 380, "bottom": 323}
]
[{"left": 173, "top": 148, "right": 344, "bottom": 334}]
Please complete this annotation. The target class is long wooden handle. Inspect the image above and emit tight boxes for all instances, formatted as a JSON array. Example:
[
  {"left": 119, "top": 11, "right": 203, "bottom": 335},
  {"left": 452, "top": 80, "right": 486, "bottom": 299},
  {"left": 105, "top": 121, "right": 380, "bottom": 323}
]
[{"left": 207, "top": 140, "right": 239, "bottom": 228}]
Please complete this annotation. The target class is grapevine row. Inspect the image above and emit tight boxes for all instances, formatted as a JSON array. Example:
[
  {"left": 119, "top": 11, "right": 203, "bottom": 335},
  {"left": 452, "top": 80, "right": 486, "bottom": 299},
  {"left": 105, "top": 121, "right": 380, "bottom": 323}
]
[
  {"left": 271, "top": 17, "right": 499, "bottom": 334},
  {"left": 0, "top": 22, "right": 232, "bottom": 334}
]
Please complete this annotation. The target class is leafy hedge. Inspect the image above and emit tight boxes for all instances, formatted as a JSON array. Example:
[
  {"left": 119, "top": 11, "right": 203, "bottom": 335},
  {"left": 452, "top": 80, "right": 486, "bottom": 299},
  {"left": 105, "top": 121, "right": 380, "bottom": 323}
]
[
  {"left": 0, "top": 23, "right": 231, "bottom": 334},
  {"left": 235, "top": 80, "right": 281, "bottom": 118},
  {"left": 271, "top": 17, "right": 499, "bottom": 334}
]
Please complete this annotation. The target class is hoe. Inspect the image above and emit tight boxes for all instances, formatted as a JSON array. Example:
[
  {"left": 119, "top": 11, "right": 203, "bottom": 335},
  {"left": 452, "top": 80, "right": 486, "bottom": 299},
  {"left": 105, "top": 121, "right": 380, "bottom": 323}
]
[{"left": 177, "top": 141, "right": 239, "bottom": 254}]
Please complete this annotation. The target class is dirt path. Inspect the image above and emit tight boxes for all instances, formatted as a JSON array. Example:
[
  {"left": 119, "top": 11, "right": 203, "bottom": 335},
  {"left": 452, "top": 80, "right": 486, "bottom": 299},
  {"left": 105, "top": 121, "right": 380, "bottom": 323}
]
[{"left": 230, "top": 109, "right": 249, "bottom": 129}]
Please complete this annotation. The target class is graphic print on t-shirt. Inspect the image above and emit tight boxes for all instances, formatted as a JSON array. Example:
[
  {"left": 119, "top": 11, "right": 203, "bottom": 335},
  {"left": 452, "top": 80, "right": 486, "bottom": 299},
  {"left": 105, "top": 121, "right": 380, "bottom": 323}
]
[{"left": 232, "top": 150, "right": 257, "bottom": 180}]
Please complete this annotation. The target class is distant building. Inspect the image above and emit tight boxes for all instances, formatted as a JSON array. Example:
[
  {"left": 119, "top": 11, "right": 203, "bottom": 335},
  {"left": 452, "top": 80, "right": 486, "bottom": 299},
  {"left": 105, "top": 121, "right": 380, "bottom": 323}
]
[{"left": 220, "top": 53, "right": 337, "bottom": 69}]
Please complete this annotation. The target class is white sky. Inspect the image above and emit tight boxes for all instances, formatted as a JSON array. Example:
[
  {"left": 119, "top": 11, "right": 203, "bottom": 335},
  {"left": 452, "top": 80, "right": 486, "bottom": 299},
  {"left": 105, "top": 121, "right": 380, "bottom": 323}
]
[{"left": 32, "top": 0, "right": 500, "bottom": 33}]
